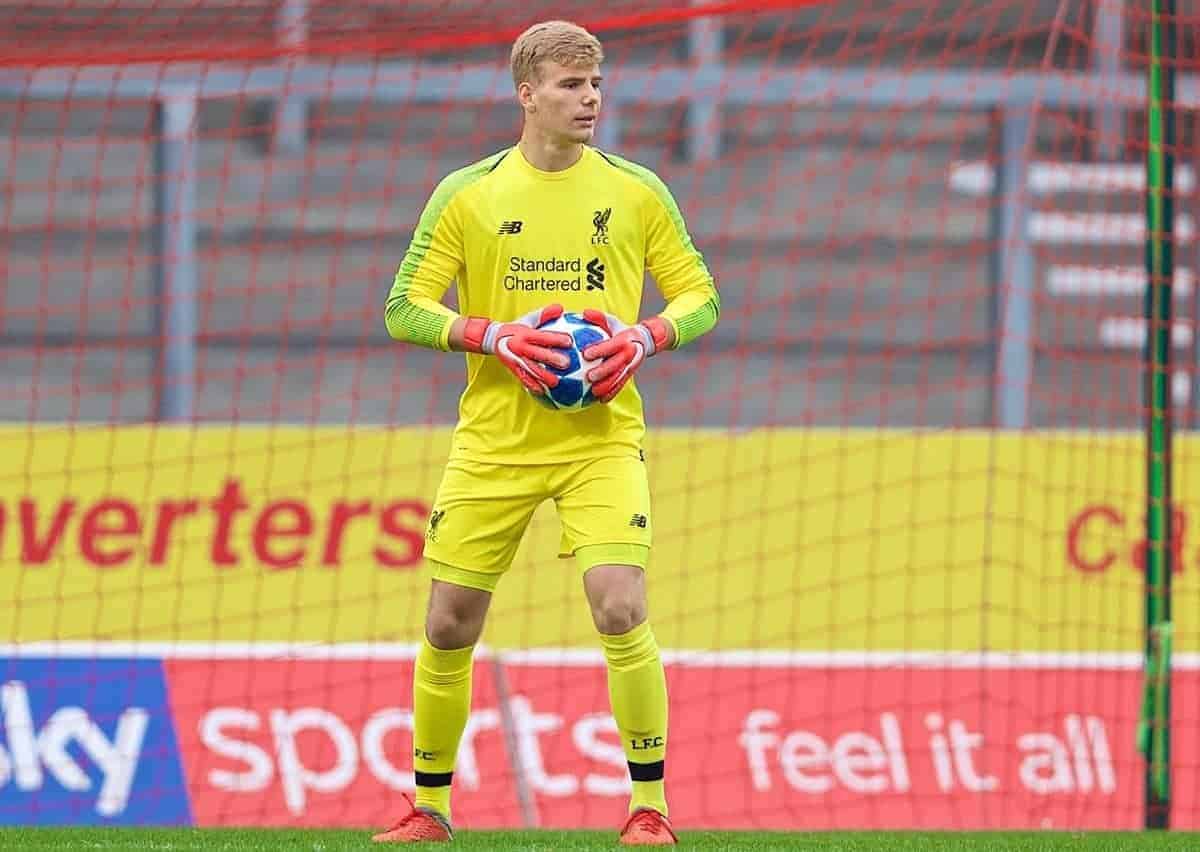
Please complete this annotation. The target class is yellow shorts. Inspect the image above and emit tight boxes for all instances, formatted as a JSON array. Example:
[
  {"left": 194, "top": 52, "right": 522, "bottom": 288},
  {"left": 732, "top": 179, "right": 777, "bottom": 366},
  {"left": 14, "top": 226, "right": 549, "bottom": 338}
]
[{"left": 422, "top": 453, "right": 652, "bottom": 592}]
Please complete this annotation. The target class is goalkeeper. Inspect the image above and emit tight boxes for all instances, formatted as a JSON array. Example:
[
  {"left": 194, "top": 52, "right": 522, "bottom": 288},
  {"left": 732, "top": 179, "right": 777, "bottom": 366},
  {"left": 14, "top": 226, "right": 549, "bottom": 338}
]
[{"left": 374, "top": 19, "right": 719, "bottom": 847}]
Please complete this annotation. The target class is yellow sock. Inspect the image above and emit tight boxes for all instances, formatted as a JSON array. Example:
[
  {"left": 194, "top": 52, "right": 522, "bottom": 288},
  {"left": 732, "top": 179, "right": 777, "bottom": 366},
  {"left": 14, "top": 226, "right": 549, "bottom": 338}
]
[
  {"left": 599, "top": 621, "right": 669, "bottom": 816},
  {"left": 412, "top": 636, "right": 474, "bottom": 822}
]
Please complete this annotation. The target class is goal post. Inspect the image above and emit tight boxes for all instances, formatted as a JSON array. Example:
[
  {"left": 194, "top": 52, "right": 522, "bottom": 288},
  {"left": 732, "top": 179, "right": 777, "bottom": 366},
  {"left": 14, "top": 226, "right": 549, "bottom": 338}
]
[{"left": 1138, "top": 0, "right": 1177, "bottom": 830}]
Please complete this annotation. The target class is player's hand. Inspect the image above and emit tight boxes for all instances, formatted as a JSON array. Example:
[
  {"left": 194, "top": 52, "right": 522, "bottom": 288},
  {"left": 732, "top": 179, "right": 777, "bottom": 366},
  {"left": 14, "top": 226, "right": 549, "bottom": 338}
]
[
  {"left": 581, "top": 310, "right": 670, "bottom": 403},
  {"left": 463, "top": 304, "right": 573, "bottom": 394}
]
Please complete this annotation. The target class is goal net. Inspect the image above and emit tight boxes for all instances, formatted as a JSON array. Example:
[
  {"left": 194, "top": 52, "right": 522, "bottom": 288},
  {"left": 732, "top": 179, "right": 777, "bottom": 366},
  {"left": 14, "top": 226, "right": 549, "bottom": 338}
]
[{"left": 1, "top": 0, "right": 1197, "bottom": 831}]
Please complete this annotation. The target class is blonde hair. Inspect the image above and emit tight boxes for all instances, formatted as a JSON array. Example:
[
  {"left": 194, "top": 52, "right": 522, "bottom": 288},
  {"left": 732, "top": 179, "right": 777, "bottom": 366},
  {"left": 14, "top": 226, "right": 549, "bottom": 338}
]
[{"left": 510, "top": 20, "right": 604, "bottom": 88}]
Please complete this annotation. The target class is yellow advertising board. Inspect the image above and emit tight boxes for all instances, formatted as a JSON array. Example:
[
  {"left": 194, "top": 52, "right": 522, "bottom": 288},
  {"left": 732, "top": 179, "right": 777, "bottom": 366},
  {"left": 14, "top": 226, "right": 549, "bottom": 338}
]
[{"left": 1, "top": 427, "right": 1196, "bottom": 651}]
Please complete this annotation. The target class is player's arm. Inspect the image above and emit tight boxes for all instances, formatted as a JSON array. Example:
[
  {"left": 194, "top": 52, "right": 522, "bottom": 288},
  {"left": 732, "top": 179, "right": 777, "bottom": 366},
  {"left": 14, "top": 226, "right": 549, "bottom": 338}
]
[
  {"left": 384, "top": 175, "right": 466, "bottom": 352},
  {"left": 585, "top": 172, "right": 719, "bottom": 401},
  {"left": 385, "top": 177, "right": 571, "bottom": 391},
  {"left": 642, "top": 173, "right": 720, "bottom": 349}
]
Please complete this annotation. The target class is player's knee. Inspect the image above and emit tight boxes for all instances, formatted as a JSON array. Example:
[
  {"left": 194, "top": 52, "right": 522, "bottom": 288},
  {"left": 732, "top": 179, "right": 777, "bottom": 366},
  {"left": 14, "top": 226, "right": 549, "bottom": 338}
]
[
  {"left": 425, "top": 578, "right": 491, "bottom": 648},
  {"left": 425, "top": 599, "right": 488, "bottom": 649},
  {"left": 425, "top": 607, "right": 484, "bottom": 649},
  {"left": 590, "top": 591, "right": 646, "bottom": 635}
]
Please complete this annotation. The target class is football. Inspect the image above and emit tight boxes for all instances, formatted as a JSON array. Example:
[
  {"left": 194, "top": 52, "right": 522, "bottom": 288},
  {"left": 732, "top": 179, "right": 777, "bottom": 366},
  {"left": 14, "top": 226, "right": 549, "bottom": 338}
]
[{"left": 529, "top": 311, "right": 610, "bottom": 412}]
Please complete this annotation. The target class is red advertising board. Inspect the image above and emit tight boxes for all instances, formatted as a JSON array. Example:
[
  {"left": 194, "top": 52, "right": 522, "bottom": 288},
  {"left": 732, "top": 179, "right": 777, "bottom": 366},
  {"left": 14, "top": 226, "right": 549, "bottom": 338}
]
[{"left": 165, "top": 658, "right": 1198, "bottom": 830}]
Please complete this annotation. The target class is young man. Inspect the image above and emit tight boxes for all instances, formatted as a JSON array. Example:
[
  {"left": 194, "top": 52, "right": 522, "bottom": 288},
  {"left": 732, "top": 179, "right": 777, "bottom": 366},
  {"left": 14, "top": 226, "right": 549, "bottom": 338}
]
[{"left": 373, "top": 19, "right": 719, "bottom": 846}]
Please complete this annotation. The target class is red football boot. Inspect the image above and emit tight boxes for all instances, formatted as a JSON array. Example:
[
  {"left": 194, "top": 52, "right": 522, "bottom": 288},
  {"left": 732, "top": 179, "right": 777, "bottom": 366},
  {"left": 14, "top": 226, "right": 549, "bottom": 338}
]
[
  {"left": 619, "top": 808, "right": 677, "bottom": 846},
  {"left": 372, "top": 796, "right": 453, "bottom": 844}
]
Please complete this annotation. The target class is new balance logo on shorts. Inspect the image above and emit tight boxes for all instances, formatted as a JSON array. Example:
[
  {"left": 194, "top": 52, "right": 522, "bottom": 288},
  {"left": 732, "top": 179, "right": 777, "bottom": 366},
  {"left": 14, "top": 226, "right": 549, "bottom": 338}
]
[
  {"left": 498, "top": 220, "right": 523, "bottom": 234},
  {"left": 629, "top": 513, "right": 648, "bottom": 528}
]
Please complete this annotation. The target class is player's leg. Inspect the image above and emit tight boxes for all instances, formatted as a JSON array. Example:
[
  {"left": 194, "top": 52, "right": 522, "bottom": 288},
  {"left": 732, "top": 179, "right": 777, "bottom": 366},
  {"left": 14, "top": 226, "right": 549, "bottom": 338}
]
[
  {"left": 554, "top": 455, "right": 673, "bottom": 835},
  {"left": 410, "top": 578, "right": 491, "bottom": 825},
  {"left": 375, "top": 459, "right": 544, "bottom": 843},
  {"left": 581, "top": 556, "right": 669, "bottom": 813}
]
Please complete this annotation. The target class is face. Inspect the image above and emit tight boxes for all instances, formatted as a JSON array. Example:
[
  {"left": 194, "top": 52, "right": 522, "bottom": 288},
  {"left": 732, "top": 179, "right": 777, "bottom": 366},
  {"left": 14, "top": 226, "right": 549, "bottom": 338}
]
[{"left": 520, "top": 60, "right": 602, "bottom": 144}]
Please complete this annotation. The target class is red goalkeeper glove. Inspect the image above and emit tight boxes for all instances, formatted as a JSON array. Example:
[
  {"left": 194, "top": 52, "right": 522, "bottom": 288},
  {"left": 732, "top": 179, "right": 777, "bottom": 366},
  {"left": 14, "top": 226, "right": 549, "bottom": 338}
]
[
  {"left": 581, "top": 310, "right": 671, "bottom": 403},
  {"left": 461, "top": 304, "right": 573, "bottom": 395}
]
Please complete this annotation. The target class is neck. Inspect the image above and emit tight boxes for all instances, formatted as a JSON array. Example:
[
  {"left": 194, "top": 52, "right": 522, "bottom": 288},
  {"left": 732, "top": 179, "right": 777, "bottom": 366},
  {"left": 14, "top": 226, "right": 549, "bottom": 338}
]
[{"left": 518, "top": 128, "right": 584, "bottom": 172}]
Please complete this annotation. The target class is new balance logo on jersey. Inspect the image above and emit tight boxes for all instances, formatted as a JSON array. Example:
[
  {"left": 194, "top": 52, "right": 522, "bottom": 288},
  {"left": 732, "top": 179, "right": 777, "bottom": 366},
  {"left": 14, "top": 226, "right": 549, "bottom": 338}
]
[
  {"left": 586, "top": 257, "right": 606, "bottom": 291},
  {"left": 592, "top": 208, "right": 611, "bottom": 244},
  {"left": 630, "top": 513, "right": 648, "bottom": 528},
  {"left": 498, "top": 220, "right": 523, "bottom": 235}
]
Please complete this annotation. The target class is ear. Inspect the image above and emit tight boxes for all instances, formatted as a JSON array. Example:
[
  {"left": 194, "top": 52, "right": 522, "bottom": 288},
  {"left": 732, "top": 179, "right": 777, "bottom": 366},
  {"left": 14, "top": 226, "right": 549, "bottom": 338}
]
[{"left": 517, "top": 81, "right": 535, "bottom": 113}]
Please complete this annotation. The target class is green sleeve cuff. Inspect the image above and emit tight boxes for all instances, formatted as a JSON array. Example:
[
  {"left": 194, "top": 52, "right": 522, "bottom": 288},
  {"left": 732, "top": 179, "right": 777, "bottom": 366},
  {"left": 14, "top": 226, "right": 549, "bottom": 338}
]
[
  {"left": 662, "top": 289, "right": 720, "bottom": 349},
  {"left": 385, "top": 293, "right": 457, "bottom": 351}
]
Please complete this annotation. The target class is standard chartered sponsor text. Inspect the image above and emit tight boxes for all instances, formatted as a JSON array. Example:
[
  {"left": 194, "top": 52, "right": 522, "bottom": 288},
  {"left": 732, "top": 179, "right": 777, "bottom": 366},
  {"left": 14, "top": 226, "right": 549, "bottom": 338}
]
[{"left": 505, "top": 256, "right": 584, "bottom": 291}]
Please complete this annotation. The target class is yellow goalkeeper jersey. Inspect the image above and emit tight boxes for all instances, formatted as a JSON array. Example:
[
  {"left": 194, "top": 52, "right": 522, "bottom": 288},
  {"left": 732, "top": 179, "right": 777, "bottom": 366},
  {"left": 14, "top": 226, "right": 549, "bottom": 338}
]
[{"left": 385, "top": 145, "right": 719, "bottom": 464}]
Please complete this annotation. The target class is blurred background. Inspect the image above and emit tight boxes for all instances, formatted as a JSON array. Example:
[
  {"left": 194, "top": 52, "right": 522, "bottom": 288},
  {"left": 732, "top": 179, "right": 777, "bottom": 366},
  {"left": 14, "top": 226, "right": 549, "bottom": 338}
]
[{"left": 3, "top": 0, "right": 1189, "bottom": 430}]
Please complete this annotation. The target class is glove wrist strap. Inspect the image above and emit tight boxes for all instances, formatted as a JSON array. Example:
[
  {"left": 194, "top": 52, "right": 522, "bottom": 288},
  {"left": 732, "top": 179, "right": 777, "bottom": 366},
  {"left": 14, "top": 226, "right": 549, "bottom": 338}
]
[
  {"left": 462, "top": 316, "right": 497, "bottom": 354},
  {"left": 639, "top": 316, "right": 671, "bottom": 355}
]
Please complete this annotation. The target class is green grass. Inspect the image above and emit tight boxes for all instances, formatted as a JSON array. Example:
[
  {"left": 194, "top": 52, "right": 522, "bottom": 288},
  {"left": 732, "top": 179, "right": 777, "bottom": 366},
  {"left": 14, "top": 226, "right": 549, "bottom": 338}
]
[{"left": 3, "top": 830, "right": 1200, "bottom": 851}]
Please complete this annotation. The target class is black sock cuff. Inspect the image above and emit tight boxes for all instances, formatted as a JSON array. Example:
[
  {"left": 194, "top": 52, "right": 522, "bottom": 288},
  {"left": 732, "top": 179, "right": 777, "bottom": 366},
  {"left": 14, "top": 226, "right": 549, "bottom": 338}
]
[
  {"left": 415, "top": 770, "right": 454, "bottom": 787},
  {"left": 628, "top": 760, "right": 665, "bottom": 782}
]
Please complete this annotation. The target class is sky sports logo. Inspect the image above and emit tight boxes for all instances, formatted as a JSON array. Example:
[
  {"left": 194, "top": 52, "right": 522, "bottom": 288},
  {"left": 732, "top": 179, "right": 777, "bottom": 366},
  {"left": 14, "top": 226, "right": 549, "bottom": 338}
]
[
  {"left": 169, "top": 658, "right": 1154, "bottom": 830},
  {"left": 0, "top": 659, "right": 189, "bottom": 825},
  {"left": 0, "top": 653, "right": 1189, "bottom": 829},
  {"left": 189, "top": 693, "right": 629, "bottom": 815},
  {"left": 503, "top": 256, "right": 604, "bottom": 292}
]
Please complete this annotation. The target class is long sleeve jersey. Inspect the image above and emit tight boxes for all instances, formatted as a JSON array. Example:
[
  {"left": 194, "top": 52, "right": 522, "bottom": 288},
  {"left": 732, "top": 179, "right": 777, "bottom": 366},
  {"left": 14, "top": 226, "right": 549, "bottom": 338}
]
[{"left": 385, "top": 144, "right": 720, "bottom": 464}]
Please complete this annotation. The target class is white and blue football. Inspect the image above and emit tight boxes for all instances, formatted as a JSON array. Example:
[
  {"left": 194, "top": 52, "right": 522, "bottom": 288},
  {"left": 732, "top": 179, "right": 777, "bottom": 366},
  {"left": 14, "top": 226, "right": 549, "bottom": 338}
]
[{"left": 529, "top": 312, "right": 610, "bottom": 412}]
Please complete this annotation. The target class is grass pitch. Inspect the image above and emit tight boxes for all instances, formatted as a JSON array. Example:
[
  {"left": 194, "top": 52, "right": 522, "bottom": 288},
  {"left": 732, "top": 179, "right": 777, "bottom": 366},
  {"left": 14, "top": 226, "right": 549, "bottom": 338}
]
[{"left": 3, "top": 829, "right": 1200, "bottom": 851}]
